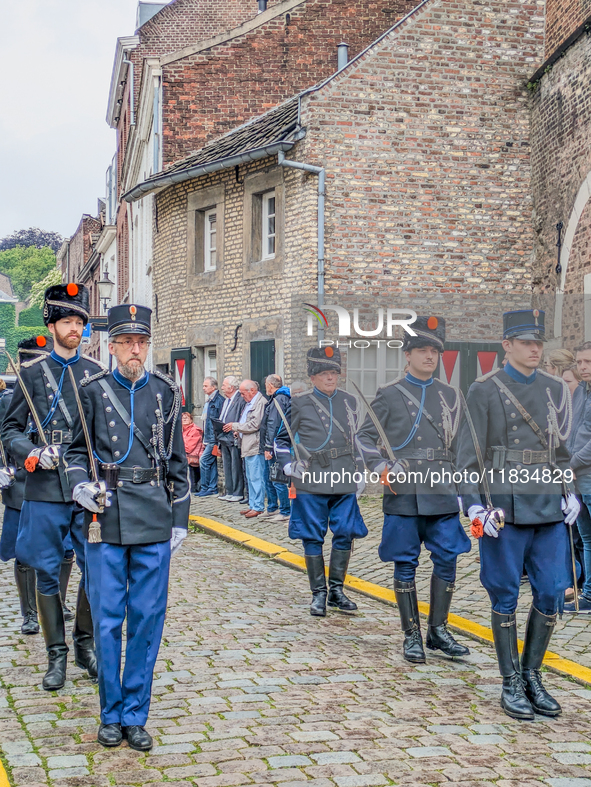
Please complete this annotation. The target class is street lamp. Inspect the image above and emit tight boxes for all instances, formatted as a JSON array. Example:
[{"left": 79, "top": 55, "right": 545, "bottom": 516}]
[{"left": 97, "top": 271, "right": 115, "bottom": 311}]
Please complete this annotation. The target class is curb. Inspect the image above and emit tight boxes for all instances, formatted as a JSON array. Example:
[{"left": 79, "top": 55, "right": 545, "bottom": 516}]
[{"left": 189, "top": 514, "right": 591, "bottom": 687}]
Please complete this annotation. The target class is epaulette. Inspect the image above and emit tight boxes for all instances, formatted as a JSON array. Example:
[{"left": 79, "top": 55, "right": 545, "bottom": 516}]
[
  {"left": 292, "top": 389, "right": 311, "bottom": 398},
  {"left": 152, "top": 368, "right": 179, "bottom": 392},
  {"left": 80, "top": 369, "right": 109, "bottom": 387},
  {"left": 538, "top": 369, "right": 567, "bottom": 384},
  {"left": 382, "top": 375, "right": 405, "bottom": 389},
  {"left": 20, "top": 353, "right": 49, "bottom": 368},
  {"left": 82, "top": 354, "right": 108, "bottom": 370},
  {"left": 475, "top": 368, "right": 501, "bottom": 383}
]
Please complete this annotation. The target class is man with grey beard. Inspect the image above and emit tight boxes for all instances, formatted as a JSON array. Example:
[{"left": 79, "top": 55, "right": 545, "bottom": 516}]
[{"left": 64, "top": 304, "right": 190, "bottom": 752}]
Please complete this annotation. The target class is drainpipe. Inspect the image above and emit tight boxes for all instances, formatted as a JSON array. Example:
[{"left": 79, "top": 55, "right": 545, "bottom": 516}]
[
  {"left": 258, "top": 0, "right": 267, "bottom": 12},
  {"left": 122, "top": 54, "right": 135, "bottom": 126},
  {"left": 337, "top": 42, "right": 349, "bottom": 70},
  {"left": 278, "top": 150, "right": 326, "bottom": 340},
  {"left": 153, "top": 75, "right": 161, "bottom": 173}
]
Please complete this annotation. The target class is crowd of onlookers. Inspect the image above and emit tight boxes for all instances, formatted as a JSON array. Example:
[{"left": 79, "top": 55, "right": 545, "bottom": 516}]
[{"left": 181, "top": 374, "right": 305, "bottom": 522}]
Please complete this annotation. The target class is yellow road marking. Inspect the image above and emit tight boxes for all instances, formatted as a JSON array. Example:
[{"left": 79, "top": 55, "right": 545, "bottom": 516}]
[
  {"left": 189, "top": 514, "right": 591, "bottom": 686},
  {"left": 0, "top": 759, "right": 10, "bottom": 787}
]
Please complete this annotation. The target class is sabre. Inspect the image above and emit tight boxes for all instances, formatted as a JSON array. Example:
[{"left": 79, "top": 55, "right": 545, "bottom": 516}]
[
  {"left": 3, "top": 350, "right": 48, "bottom": 446},
  {"left": 273, "top": 398, "right": 307, "bottom": 463},
  {"left": 350, "top": 380, "right": 400, "bottom": 493},
  {"left": 67, "top": 367, "right": 106, "bottom": 543}
]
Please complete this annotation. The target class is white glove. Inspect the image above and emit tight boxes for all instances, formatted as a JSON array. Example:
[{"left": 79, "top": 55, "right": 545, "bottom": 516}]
[
  {"left": 376, "top": 459, "right": 407, "bottom": 478},
  {"left": 562, "top": 493, "right": 581, "bottom": 526},
  {"left": 171, "top": 527, "right": 187, "bottom": 556},
  {"left": 284, "top": 460, "right": 309, "bottom": 480},
  {"left": 468, "top": 505, "right": 504, "bottom": 538},
  {"left": 37, "top": 445, "right": 60, "bottom": 469},
  {"left": 0, "top": 467, "right": 14, "bottom": 488},
  {"left": 73, "top": 482, "right": 111, "bottom": 513}
]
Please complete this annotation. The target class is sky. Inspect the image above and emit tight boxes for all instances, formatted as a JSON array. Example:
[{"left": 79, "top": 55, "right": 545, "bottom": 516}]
[{"left": 0, "top": 0, "right": 141, "bottom": 242}]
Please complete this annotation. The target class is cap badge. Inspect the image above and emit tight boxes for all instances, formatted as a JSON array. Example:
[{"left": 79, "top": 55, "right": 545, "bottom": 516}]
[
  {"left": 533, "top": 309, "right": 539, "bottom": 326},
  {"left": 130, "top": 305, "right": 137, "bottom": 321},
  {"left": 427, "top": 316, "right": 438, "bottom": 330},
  {"left": 66, "top": 283, "right": 79, "bottom": 297},
  {"left": 325, "top": 347, "right": 334, "bottom": 358}
]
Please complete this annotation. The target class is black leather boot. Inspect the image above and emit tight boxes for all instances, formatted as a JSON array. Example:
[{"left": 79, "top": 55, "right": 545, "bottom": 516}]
[
  {"left": 327, "top": 549, "right": 357, "bottom": 611},
  {"left": 60, "top": 556, "right": 75, "bottom": 622},
  {"left": 37, "top": 591, "right": 68, "bottom": 691},
  {"left": 14, "top": 562, "right": 39, "bottom": 635},
  {"left": 426, "top": 574, "right": 469, "bottom": 657},
  {"left": 394, "top": 580, "right": 426, "bottom": 663},
  {"left": 73, "top": 585, "right": 98, "bottom": 680},
  {"left": 305, "top": 555, "right": 327, "bottom": 617},
  {"left": 521, "top": 606, "right": 561, "bottom": 717},
  {"left": 491, "top": 610, "right": 534, "bottom": 720}
]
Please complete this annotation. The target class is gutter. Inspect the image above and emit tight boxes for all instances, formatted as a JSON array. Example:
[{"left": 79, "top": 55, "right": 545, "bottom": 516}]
[
  {"left": 122, "top": 55, "right": 136, "bottom": 126},
  {"left": 528, "top": 14, "right": 591, "bottom": 87},
  {"left": 122, "top": 138, "right": 300, "bottom": 202}
]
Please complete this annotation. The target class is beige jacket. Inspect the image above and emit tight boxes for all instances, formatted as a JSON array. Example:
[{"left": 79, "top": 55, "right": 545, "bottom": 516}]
[{"left": 231, "top": 392, "right": 266, "bottom": 457}]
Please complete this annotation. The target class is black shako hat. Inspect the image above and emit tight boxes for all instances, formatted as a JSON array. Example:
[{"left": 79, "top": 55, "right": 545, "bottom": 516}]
[
  {"left": 307, "top": 346, "right": 342, "bottom": 377},
  {"left": 108, "top": 304, "right": 152, "bottom": 338},
  {"left": 43, "top": 284, "right": 90, "bottom": 326},
  {"left": 503, "top": 309, "right": 546, "bottom": 342},
  {"left": 17, "top": 335, "right": 53, "bottom": 361},
  {"left": 402, "top": 316, "right": 445, "bottom": 352}
]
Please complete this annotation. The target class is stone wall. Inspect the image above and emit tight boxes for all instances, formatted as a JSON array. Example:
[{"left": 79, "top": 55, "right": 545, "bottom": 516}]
[{"left": 545, "top": 0, "right": 591, "bottom": 59}]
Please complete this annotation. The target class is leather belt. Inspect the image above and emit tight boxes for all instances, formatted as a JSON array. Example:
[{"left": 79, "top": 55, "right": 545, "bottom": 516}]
[
  {"left": 487, "top": 447, "right": 550, "bottom": 466},
  {"left": 99, "top": 464, "right": 162, "bottom": 484},
  {"left": 396, "top": 448, "right": 454, "bottom": 462},
  {"left": 310, "top": 445, "right": 354, "bottom": 467},
  {"left": 31, "top": 429, "right": 73, "bottom": 445}
]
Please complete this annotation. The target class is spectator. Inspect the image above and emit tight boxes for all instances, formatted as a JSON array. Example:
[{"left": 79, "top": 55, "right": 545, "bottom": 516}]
[
  {"left": 198, "top": 377, "right": 224, "bottom": 497},
  {"left": 545, "top": 348, "right": 575, "bottom": 377},
  {"left": 224, "top": 380, "right": 266, "bottom": 518},
  {"left": 181, "top": 412, "right": 204, "bottom": 494},
  {"left": 261, "top": 374, "right": 291, "bottom": 522},
  {"left": 218, "top": 376, "right": 245, "bottom": 502},
  {"left": 563, "top": 363, "right": 582, "bottom": 396}
]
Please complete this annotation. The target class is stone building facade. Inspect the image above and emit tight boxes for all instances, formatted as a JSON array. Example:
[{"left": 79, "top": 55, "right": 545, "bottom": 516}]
[{"left": 128, "top": 0, "right": 545, "bottom": 408}]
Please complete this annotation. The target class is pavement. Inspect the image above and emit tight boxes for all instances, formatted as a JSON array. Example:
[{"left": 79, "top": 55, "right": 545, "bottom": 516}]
[
  {"left": 189, "top": 493, "right": 591, "bottom": 669},
  {"left": 2, "top": 522, "right": 591, "bottom": 787}
]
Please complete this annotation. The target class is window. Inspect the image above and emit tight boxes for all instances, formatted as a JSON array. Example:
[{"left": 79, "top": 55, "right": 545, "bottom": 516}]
[
  {"left": 204, "top": 346, "right": 217, "bottom": 380},
  {"left": 262, "top": 191, "right": 276, "bottom": 259},
  {"left": 347, "top": 344, "right": 404, "bottom": 398},
  {"left": 204, "top": 208, "right": 217, "bottom": 271}
]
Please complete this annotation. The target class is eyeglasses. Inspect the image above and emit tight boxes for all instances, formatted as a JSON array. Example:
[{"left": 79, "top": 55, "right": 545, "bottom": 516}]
[{"left": 112, "top": 339, "right": 151, "bottom": 349}]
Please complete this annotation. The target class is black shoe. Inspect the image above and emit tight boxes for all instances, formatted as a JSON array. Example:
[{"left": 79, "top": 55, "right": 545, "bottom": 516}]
[
  {"left": 37, "top": 591, "right": 69, "bottom": 691},
  {"left": 59, "top": 556, "right": 75, "bottom": 622},
  {"left": 123, "top": 725, "right": 153, "bottom": 751},
  {"left": 521, "top": 606, "right": 561, "bottom": 716},
  {"left": 14, "top": 562, "right": 39, "bottom": 635},
  {"left": 394, "top": 579, "right": 426, "bottom": 663},
  {"left": 98, "top": 722, "right": 122, "bottom": 747},
  {"left": 426, "top": 624, "right": 470, "bottom": 657},
  {"left": 426, "top": 574, "right": 470, "bottom": 657},
  {"left": 305, "top": 555, "right": 327, "bottom": 617},
  {"left": 73, "top": 586, "right": 98, "bottom": 680},
  {"left": 501, "top": 673, "right": 535, "bottom": 720},
  {"left": 63, "top": 605, "right": 75, "bottom": 622},
  {"left": 327, "top": 549, "right": 357, "bottom": 611}
]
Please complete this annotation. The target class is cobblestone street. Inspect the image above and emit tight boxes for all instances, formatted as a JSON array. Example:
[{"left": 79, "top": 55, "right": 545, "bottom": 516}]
[
  {"left": 189, "top": 495, "right": 591, "bottom": 670},
  {"left": 3, "top": 517, "right": 591, "bottom": 786}
]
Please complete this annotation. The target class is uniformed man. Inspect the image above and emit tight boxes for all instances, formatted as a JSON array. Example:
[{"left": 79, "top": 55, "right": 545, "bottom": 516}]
[
  {"left": 356, "top": 316, "right": 471, "bottom": 663},
  {"left": 2, "top": 287, "right": 104, "bottom": 690},
  {"left": 63, "top": 304, "right": 190, "bottom": 751},
  {"left": 458, "top": 309, "right": 578, "bottom": 720},
  {"left": 275, "top": 346, "right": 367, "bottom": 617}
]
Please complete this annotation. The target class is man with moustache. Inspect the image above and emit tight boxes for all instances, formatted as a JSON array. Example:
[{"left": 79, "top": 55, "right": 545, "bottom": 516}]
[
  {"left": 2, "top": 285, "right": 104, "bottom": 691},
  {"left": 64, "top": 304, "right": 190, "bottom": 751}
]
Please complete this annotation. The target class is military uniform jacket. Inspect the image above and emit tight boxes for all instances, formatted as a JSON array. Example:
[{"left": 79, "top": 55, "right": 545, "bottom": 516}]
[
  {"left": 357, "top": 376, "right": 461, "bottom": 517},
  {"left": 457, "top": 367, "right": 572, "bottom": 525},
  {"left": 0, "top": 388, "right": 25, "bottom": 511},
  {"left": 276, "top": 387, "right": 359, "bottom": 495},
  {"left": 1, "top": 351, "right": 105, "bottom": 503},
  {"left": 63, "top": 369, "right": 190, "bottom": 545}
]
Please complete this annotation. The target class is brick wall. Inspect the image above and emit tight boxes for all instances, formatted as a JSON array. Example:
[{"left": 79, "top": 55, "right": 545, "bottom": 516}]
[
  {"left": 545, "top": 0, "right": 591, "bottom": 59},
  {"left": 161, "top": 0, "right": 420, "bottom": 165}
]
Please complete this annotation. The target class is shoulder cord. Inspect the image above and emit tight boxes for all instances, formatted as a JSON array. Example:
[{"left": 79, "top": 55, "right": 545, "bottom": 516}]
[
  {"left": 156, "top": 386, "right": 181, "bottom": 472},
  {"left": 37, "top": 358, "right": 77, "bottom": 431},
  {"left": 546, "top": 383, "right": 572, "bottom": 441},
  {"left": 93, "top": 389, "right": 136, "bottom": 466},
  {"left": 391, "top": 383, "right": 428, "bottom": 451},
  {"left": 438, "top": 388, "right": 461, "bottom": 449}
]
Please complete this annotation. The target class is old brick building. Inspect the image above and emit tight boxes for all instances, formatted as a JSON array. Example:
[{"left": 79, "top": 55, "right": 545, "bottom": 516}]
[
  {"left": 122, "top": 0, "right": 545, "bottom": 407},
  {"left": 531, "top": 0, "right": 591, "bottom": 347}
]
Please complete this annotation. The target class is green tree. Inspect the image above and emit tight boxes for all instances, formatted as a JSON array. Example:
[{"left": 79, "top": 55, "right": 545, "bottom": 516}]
[
  {"left": 0, "top": 245, "right": 57, "bottom": 300},
  {"left": 28, "top": 267, "right": 62, "bottom": 309}
]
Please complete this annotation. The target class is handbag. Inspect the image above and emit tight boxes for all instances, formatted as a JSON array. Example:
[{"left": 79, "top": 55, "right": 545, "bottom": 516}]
[
  {"left": 212, "top": 444, "right": 221, "bottom": 457},
  {"left": 187, "top": 454, "right": 200, "bottom": 467},
  {"left": 269, "top": 460, "right": 289, "bottom": 485}
]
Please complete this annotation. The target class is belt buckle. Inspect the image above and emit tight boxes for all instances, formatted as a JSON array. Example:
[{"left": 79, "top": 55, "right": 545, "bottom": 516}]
[
  {"left": 426, "top": 448, "right": 435, "bottom": 461},
  {"left": 132, "top": 466, "right": 143, "bottom": 483},
  {"left": 330, "top": 448, "right": 338, "bottom": 459},
  {"left": 522, "top": 449, "right": 532, "bottom": 465},
  {"left": 51, "top": 430, "right": 62, "bottom": 445}
]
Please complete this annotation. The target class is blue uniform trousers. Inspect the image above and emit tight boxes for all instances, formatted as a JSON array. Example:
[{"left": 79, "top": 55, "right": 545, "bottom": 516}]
[
  {"left": 199, "top": 443, "right": 219, "bottom": 495},
  {"left": 289, "top": 493, "right": 368, "bottom": 555},
  {"left": 480, "top": 521, "right": 569, "bottom": 615},
  {"left": 85, "top": 540, "right": 171, "bottom": 726},
  {"left": 379, "top": 513, "right": 471, "bottom": 583},
  {"left": 16, "top": 501, "right": 86, "bottom": 594},
  {"left": 0, "top": 506, "right": 21, "bottom": 562}
]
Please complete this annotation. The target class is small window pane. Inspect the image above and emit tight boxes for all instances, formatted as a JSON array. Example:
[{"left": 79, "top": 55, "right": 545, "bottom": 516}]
[
  {"left": 262, "top": 191, "right": 276, "bottom": 260},
  {"left": 204, "top": 208, "right": 217, "bottom": 271}
]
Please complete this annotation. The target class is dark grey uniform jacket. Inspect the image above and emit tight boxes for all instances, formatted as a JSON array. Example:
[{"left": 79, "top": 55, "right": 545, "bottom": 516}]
[
  {"left": 457, "top": 368, "right": 572, "bottom": 525},
  {"left": 63, "top": 370, "right": 191, "bottom": 545},
  {"left": 357, "top": 377, "right": 461, "bottom": 517},
  {"left": 1, "top": 352, "right": 105, "bottom": 503},
  {"left": 0, "top": 389, "right": 25, "bottom": 511},
  {"left": 276, "top": 387, "right": 359, "bottom": 495}
]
